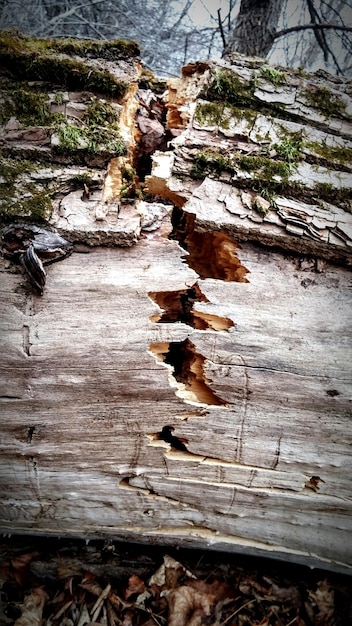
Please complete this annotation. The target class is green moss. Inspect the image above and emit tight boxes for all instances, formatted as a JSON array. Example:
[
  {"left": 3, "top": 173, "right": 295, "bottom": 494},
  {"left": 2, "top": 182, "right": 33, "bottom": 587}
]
[
  {"left": 190, "top": 149, "right": 230, "bottom": 179},
  {"left": 52, "top": 37, "right": 139, "bottom": 59},
  {"left": 120, "top": 165, "right": 137, "bottom": 197},
  {"left": 303, "top": 86, "right": 347, "bottom": 118},
  {"left": 251, "top": 196, "right": 270, "bottom": 216},
  {"left": 206, "top": 69, "right": 253, "bottom": 107},
  {"left": 0, "top": 183, "right": 52, "bottom": 222},
  {"left": 249, "top": 72, "right": 260, "bottom": 91},
  {"left": 0, "top": 30, "right": 140, "bottom": 59},
  {"left": 0, "top": 31, "right": 130, "bottom": 97},
  {"left": 259, "top": 66, "right": 286, "bottom": 86},
  {"left": 56, "top": 124, "right": 84, "bottom": 151},
  {"left": 189, "top": 149, "right": 293, "bottom": 212},
  {"left": 53, "top": 92, "right": 64, "bottom": 105},
  {"left": 70, "top": 173, "right": 97, "bottom": 187},
  {"left": 194, "top": 102, "right": 227, "bottom": 127},
  {"left": 122, "top": 165, "right": 135, "bottom": 183},
  {"left": 54, "top": 98, "right": 126, "bottom": 158},
  {"left": 238, "top": 154, "right": 294, "bottom": 179},
  {"left": 0, "top": 155, "right": 53, "bottom": 223},
  {"left": 83, "top": 99, "right": 125, "bottom": 154},
  {"left": 273, "top": 136, "right": 303, "bottom": 162},
  {"left": 0, "top": 86, "right": 51, "bottom": 126},
  {"left": 20, "top": 192, "right": 52, "bottom": 221},
  {"left": 0, "top": 156, "right": 36, "bottom": 183},
  {"left": 190, "top": 148, "right": 297, "bottom": 183},
  {"left": 194, "top": 101, "right": 258, "bottom": 131},
  {"left": 314, "top": 182, "right": 352, "bottom": 211},
  {"left": 253, "top": 185, "right": 278, "bottom": 208},
  {"left": 0, "top": 77, "right": 127, "bottom": 161},
  {"left": 3, "top": 53, "right": 128, "bottom": 97},
  {"left": 201, "top": 67, "right": 309, "bottom": 127},
  {"left": 84, "top": 99, "right": 118, "bottom": 126},
  {"left": 307, "top": 141, "right": 352, "bottom": 167}
]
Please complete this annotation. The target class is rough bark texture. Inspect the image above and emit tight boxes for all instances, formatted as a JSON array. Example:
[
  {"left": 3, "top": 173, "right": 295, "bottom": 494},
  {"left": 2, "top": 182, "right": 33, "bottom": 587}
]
[
  {"left": 0, "top": 33, "right": 352, "bottom": 574},
  {"left": 223, "top": 0, "right": 284, "bottom": 58}
]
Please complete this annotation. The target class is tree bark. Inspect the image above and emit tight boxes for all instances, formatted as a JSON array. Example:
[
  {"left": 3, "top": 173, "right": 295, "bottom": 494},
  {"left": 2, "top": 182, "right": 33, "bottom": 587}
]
[{"left": 223, "top": 0, "right": 284, "bottom": 58}]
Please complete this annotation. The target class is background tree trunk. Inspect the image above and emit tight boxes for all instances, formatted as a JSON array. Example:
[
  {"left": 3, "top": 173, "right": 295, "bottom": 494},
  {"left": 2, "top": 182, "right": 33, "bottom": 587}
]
[{"left": 223, "top": 0, "right": 284, "bottom": 57}]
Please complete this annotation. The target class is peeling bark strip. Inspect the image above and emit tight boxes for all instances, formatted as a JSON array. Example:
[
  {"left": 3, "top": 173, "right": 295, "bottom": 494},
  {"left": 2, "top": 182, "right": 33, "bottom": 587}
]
[
  {"left": 0, "top": 33, "right": 352, "bottom": 573},
  {"left": 156, "top": 56, "right": 352, "bottom": 266}
]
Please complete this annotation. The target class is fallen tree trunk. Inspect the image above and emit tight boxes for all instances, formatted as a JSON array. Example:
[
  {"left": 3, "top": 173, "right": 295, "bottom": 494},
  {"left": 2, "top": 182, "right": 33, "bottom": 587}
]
[{"left": 0, "top": 32, "right": 351, "bottom": 574}]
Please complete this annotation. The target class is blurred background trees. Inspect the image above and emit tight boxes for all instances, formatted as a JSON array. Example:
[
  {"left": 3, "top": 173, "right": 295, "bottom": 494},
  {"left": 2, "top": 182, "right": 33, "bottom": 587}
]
[{"left": 0, "top": 0, "right": 351, "bottom": 76}]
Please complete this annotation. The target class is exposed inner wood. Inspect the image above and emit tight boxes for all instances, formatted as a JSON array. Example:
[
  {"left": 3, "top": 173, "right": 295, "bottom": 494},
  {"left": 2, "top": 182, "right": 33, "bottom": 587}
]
[
  {"left": 149, "top": 283, "right": 234, "bottom": 331},
  {"left": 149, "top": 338, "right": 228, "bottom": 406},
  {"left": 170, "top": 207, "right": 250, "bottom": 281}
]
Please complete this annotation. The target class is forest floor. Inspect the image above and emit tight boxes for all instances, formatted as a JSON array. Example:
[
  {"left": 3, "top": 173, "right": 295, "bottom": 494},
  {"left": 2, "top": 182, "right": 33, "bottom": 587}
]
[{"left": 0, "top": 536, "right": 351, "bottom": 626}]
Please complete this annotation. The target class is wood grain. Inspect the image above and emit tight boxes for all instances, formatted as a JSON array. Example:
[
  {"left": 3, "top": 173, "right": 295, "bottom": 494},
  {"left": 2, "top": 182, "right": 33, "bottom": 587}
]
[
  {"left": 1, "top": 229, "right": 351, "bottom": 572},
  {"left": 1, "top": 42, "right": 352, "bottom": 573}
]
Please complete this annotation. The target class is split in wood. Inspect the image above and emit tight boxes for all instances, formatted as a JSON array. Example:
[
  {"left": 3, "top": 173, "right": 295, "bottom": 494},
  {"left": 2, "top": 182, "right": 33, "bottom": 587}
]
[
  {"left": 27, "top": 426, "right": 35, "bottom": 444},
  {"left": 159, "top": 425, "right": 189, "bottom": 451},
  {"left": 149, "top": 338, "right": 227, "bottom": 406},
  {"left": 170, "top": 207, "right": 250, "bottom": 282},
  {"left": 305, "top": 476, "right": 325, "bottom": 492},
  {"left": 149, "top": 282, "right": 234, "bottom": 331}
]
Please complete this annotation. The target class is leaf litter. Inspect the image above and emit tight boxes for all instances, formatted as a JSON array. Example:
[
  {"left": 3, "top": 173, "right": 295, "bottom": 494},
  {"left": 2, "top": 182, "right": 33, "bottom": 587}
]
[{"left": 0, "top": 538, "right": 351, "bottom": 626}]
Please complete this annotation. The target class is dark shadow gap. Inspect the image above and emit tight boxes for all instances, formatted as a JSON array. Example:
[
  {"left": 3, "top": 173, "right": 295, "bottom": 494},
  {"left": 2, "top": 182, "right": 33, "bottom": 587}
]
[
  {"left": 149, "top": 282, "right": 234, "bottom": 331},
  {"left": 170, "top": 206, "right": 250, "bottom": 282},
  {"left": 149, "top": 338, "right": 227, "bottom": 406}
]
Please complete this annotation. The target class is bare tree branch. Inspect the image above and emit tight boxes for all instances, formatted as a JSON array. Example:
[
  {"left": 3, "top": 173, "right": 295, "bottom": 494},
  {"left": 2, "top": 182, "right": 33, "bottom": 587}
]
[
  {"left": 71, "top": 9, "right": 107, "bottom": 40},
  {"left": 217, "top": 8, "right": 227, "bottom": 48},
  {"left": 274, "top": 22, "right": 352, "bottom": 39},
  {"left": 36, "top": 0, "right": 108, "bottom": 36},
  {"left": 307, "top": 0, "right": 330, "bottom": 62}
]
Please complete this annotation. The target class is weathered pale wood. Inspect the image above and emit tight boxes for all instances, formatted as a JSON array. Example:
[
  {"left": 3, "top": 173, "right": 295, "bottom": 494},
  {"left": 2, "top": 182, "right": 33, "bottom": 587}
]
[
  {"left": 1, "top": 36, "right": 352, "bottom": 573},
  {"left": 1, "top": 226, "right": 351, "bottom": 572}
]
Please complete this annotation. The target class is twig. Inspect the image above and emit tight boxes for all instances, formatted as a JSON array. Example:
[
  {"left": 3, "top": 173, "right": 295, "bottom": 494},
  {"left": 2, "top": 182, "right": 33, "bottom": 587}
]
[
  {"left": 285, "top": 617, "right": 298, "bottom": 626},
  {"left": 77, "top": 603, "right": 91, "bottom": 626},
  {"left": 91, "top": 583, "right": 111, "bottom": 622},
  {"left": 51, "top": 599, "right": 73, "bottom": 621},
  {"left": 217, "top": 8, "right": 227, "bottom": 49},
  {"left": 220, "top": 599, "right": 256, "bottom": 625}
]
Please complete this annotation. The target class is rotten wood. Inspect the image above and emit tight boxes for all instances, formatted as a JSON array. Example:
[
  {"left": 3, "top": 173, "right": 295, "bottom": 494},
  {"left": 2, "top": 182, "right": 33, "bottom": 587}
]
[{"left": 0, "top": 34, "right": 352, "bottom": 574}]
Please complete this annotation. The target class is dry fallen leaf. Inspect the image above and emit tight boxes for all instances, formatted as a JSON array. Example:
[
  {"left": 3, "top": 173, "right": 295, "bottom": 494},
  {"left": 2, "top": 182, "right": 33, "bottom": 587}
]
[
  {"left": 79, "top": 578, "right": 104, "bottom": 597},
  {"left": 305, "top": 476, "right": 325, "bottom": 492},
  {"left": 261, "top": 577, "right": 301, "bottom": 608},
  {"left": 124, "top": 574, "right": 146, "bottom": 599},
  {"left": 0, "top": 539, "right": 349, "bottom": 626},
  {"left": 76, "top": 603, "right": 91, "bottom": 626},
  {"left": 167, "top": 584, "right": 215, "bottom": 626},
  {"left": 307, "top": 579, "right": 335, "bottom": 625},
  {"left": 149, "top": 554, "right": 196, "bottom": 589},
  {"left": 0, "top": 551, "right": 40, "bottom": 588},
  {"left": 189, "top": 578, "right": 233, "bottom": 603},
  {"left": 14, "top": 589, "right": 46, "bottom": 626}
]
